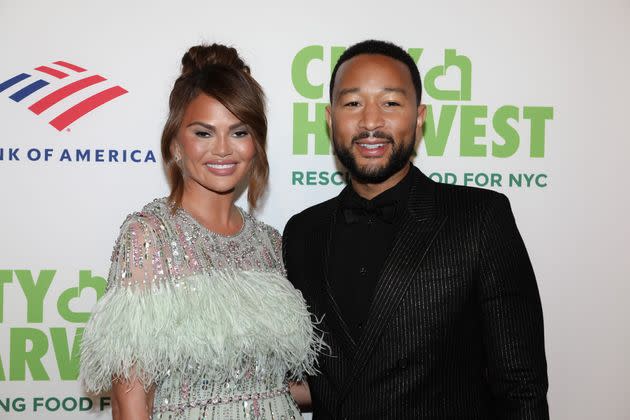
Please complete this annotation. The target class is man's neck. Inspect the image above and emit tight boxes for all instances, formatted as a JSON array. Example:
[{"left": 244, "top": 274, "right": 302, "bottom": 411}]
[{"left": 351, "top": 164, "right": 411, "bottom": 200}]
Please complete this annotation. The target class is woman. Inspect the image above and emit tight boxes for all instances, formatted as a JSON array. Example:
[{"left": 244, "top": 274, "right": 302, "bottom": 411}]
[{"left": 80, "top": 44, "right": 321, "bottom": 419}]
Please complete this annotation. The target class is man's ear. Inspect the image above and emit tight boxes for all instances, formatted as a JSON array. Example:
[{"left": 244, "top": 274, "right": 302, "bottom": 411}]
[
  {"left": 325, "top": 104, "right": 334, "bottom": 141},
  {"left": 416, "top": 104, "right": 427, "bottom": 130},
  {"left": 325, "top": 104, "right": 332, "bottom": 131}
]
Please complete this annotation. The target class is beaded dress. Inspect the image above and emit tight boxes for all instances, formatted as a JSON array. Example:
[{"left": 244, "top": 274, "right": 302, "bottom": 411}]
[{"left": 80, "top": 198, "right": 320, "bottom": 419}]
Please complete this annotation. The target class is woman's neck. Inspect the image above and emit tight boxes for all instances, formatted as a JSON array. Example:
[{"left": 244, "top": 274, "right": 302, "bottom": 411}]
[{"left": 180, "top": 182, "right": 242, "bottom": 235}]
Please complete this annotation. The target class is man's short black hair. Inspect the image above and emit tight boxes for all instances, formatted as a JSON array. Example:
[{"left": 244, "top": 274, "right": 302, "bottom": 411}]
[{"left": 329, "top": 40, "right": 422, "bottom": 105}]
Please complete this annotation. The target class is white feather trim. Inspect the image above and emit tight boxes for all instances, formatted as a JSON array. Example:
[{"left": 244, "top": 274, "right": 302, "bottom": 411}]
[{"left": 80, "top": 270, "right": 323, "bottom": 394}]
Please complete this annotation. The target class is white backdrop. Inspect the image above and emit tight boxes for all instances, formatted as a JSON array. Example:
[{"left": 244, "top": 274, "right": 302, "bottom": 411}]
[{"left": 1, "top": 0, "right": 628, "bottom": 419}]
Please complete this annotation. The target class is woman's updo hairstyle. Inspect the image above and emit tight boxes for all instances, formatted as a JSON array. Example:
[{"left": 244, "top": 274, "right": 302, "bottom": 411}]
[{"left": 161, "top": 44, "right": 268, "bottom": 210}]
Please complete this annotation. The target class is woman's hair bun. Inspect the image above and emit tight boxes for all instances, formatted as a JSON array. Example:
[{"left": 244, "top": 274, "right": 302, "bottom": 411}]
[{"left": 181, "top": 44, "right": 250, "bottom": 76}]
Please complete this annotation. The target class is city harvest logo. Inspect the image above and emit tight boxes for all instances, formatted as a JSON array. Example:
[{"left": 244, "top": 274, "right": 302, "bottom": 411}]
[
  {"left": 289, "top": 45, "right": 554, "bottom": 189},
  {"left": 0, "top": 269, "right": 111, "bottom": 415},
  {"left": 0, "top": 60, "right": 156, "bottom": 164}
]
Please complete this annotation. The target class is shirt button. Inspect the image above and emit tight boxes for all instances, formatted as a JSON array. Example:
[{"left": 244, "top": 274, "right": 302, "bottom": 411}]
[
  {"left": 397, "top": 358, "right": 409, "bottom": 369},
  {"left": 359, "top": 267, "right": 367, "bottom": 275}
]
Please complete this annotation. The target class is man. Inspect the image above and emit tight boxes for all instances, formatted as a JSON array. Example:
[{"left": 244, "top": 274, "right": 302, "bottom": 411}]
[{"left": 283, "top": 40, "right": 549, "bottom": 419}]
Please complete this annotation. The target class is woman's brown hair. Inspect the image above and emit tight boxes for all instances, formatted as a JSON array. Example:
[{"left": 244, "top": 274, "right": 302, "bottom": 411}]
[{"left": 161, "top": 44, "right": 268, "bottom": 209}]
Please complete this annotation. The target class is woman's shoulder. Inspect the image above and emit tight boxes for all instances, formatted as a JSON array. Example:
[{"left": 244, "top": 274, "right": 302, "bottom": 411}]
[
  {"left": 118, "top": 197, "right": 174, "bottom": 234},
  {"left": 239, "top": 209, "right": 284, "bottom": 272},
  {"left": 109, "top": 198, "right": 176, "bottom": 266},
  {"left": 241, "top": 209, "right": 282, "bottom": 244}
]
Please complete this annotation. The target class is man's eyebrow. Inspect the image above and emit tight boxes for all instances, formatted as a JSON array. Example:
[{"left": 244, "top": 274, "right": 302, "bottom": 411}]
[
  {"left": 336, "top": 87, "right": 360, "bottom": 98},
  {"left": 336, "top": 87, "right": 408, "bottom": 99},
  {"left": 383, "top": 87, "right": 408, "bottom": 96}
]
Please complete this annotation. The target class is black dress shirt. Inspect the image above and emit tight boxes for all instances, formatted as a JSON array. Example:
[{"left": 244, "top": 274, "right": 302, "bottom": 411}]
[{"left": 329, "top": 168, "right": 413, "bottom": 342}]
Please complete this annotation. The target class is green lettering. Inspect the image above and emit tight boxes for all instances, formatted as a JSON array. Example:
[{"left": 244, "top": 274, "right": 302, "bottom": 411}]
[
  {"left": 423, "top": 105, "right": 457, "bottom": 156},
  {"left": 50, "top": 328, "right": 83, "bottom": 380},
  {"left": 293, "top": 102, "right": 330, "bottom": 155},
  {"left": 492, "top": 105, "right": 520, "bottom": 158},
  {"left": 509, "top": 173, "right": 523, "bottom": 187},
  {"left": 58, "top": 270, "right": 106, "bottom": 323},
  {"left": 331, "top": 172, "right": 345, "bottom": 186},
  {"left": 319, "top": 172, "right": 330, "bottom": 186},
  {"left": 79, "top": 270, "right": 106, "bottom": 299},
  {"left": 424, "top": 49, "right": 472, "bottom": 101},
  {"left": 306, "top": 171, "right": 317, "bottom": 185},
  {"left": 292, "top": 45, "right": 324, "bottom": 99},
  {"left": 0, "top": 270, "right": 12, "bottom": 322},
  {"left": 0, "top": 352, "right": 5, "bottom": 380},
  {"left": 524, "top": 106, "right": 553, "bottom": 157},
  {"left": 15, "top": 270, "right": 55, "bottom": 323},
  {"left": 10, "top": 328, "right": 49, "bottom": 380},
  {"left": 292, "top": 171, "right": 304, "bottom": 185},
  {"left": 330, "top": 46, "right": 346, "bottom": 76},
  {"left": 407, "top": 48, "right": 424, "bottom": 64},
  {"left": 460, "top": 105, "right": 487, "bottom": 156}
]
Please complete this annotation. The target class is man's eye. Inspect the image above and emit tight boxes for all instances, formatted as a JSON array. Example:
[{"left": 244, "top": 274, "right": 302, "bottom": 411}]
[
  {"left": 385, "top": 101, "right": 400, "bottom": 107},
  {"left": 344, "top": 101, "right": 360, "bottom": 107}
]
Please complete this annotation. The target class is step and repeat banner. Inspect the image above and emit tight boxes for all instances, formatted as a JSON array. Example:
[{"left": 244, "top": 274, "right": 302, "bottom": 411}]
[{"left": 1, "top": 1, "right": 628, "bottom": 419}]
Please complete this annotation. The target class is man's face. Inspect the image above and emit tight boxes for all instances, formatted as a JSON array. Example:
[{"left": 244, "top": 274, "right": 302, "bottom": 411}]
[{"left": 327, "top": 54, "right": 425, "bottom": 184}]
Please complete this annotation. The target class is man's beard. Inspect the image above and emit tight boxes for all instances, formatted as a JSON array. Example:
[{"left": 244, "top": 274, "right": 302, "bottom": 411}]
[{"left": 332, "top": 128, "right": 416, "bottom": 184}]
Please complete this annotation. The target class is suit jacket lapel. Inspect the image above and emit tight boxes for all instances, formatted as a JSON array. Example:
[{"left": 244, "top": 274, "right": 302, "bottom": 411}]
[
  {"left": 316, "top": 187, "right": 358, "bottom": 361},
  {"left": 340, "top": 168, "right": 448, "bottom": 398}
]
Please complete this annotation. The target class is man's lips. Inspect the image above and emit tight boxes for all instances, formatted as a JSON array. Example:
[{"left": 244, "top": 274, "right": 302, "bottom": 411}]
[
  {"left": 352, "top": 130, "right": 394, "bottom": 143},
  {"left": 355, "top": 141, "right": 389, "bottom": 150},
  {"left": 353, "top": 139, "right": 391, "bottom": 157}
]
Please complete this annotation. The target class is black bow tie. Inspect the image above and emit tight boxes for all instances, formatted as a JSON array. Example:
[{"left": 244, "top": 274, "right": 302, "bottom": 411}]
[{"left": 342, "top": 201, "right": 397, "bottom": 224}]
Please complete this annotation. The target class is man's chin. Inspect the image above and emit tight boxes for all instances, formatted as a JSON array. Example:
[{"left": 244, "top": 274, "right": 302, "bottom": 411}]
[
  {"left": 355, "top": 163, "right": 387, "bottom": 176},
  {"left": 348, "top": 165, "right": 392, "bottom": 184},
  {"left": 351, "top": 155, "right": 390, "bottom": 171}
]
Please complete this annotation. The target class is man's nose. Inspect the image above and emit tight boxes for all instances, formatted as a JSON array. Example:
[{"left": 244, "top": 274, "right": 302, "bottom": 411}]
[{"left": 358, "top": 103, "right": 385, "bottom": 131}]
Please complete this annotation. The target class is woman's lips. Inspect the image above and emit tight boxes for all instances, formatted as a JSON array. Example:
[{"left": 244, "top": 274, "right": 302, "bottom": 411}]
[{"left": 205, "top": 162, "right": 237, "bottom": 175}]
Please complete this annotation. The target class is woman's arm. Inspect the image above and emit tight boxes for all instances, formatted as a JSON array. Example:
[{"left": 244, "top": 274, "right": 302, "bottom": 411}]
[
  {"left": 289, "top": 380, "right": 311, "bottom": 411},
  {"left": 111, "top": 377, "right": 155, "bottom": 420}
]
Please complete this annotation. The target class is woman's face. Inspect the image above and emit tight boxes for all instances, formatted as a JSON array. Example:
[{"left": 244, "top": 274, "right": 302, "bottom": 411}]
[{"left": 173, "top": 94, "right": 256, "bottom": 198}]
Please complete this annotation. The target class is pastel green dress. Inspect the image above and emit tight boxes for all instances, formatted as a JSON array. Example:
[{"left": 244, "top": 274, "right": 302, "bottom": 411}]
[{"left": 80, "top": 198, "right": 321, "bottom": 419}]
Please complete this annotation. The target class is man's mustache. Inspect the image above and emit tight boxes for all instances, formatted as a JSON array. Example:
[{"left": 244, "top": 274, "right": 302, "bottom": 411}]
[{"left": 352, "top": 131, "right": 394, "bottom": 143}]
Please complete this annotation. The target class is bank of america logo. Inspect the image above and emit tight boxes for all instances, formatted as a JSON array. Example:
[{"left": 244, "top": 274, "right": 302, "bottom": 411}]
[{"left": 0, "top": 61, "right": 127, "bottom": 131}]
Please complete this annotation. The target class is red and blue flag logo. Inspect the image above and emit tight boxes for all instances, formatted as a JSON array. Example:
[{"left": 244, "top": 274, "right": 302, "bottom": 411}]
[{"left": 0, "top": 61, "right": 127, "bottom": 131}]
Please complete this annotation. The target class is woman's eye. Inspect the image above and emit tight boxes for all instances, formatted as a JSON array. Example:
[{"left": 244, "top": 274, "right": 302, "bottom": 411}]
[
  {"left": 232, "top": 130, "right": 249, "bottom": 138},
  {"left": 195, "top": 131, "right": 211, "bottom": 138}
]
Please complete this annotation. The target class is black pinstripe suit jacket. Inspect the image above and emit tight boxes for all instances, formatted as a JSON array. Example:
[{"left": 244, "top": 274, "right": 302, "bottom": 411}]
[{"left": 282, "top": 166, "right": 549, "bottom": 420}]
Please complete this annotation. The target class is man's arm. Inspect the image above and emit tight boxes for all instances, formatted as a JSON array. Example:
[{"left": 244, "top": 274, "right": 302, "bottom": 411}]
[{"left": 477, "top": 194, "right": 549, "bottom": 420}]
